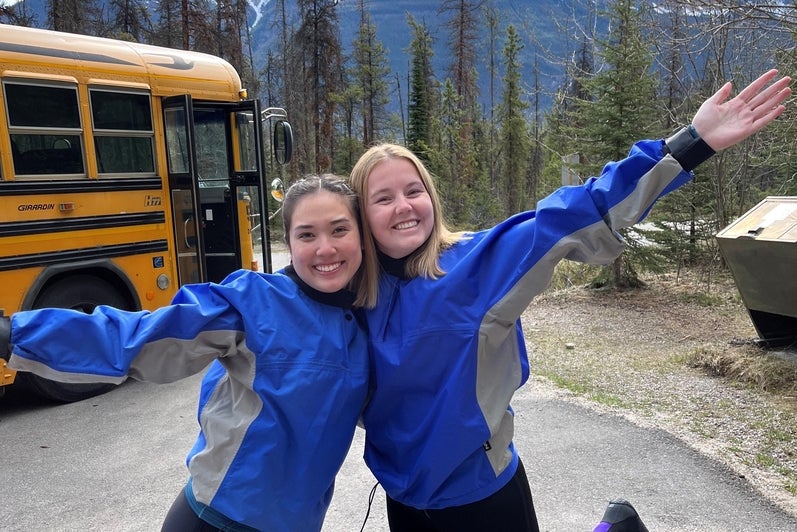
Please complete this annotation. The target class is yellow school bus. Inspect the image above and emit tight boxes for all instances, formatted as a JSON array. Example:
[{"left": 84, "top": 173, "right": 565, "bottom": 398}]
[{"left": 0, "top": 24, "right": 292, "bottom": 401}]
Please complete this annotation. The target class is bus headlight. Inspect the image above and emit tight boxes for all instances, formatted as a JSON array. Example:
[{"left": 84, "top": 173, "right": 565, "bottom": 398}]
[{"left": 156, "top": 274, "right": 170, "bottom": 290}]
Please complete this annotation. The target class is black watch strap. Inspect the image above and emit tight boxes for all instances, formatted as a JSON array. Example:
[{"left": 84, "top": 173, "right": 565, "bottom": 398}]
[{"left": 663, "top": 124, "right": 716, "bottom": 172}]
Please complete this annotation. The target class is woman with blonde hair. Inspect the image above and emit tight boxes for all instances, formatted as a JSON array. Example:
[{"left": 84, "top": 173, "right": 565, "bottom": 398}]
[{"left": 349, "top": 70, "right": 791, "bottom": 532}]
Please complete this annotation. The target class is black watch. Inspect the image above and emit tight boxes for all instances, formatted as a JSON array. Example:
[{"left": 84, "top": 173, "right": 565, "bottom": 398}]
[{"left": 663, "top": 124, "right": 716, "bottom": 172}]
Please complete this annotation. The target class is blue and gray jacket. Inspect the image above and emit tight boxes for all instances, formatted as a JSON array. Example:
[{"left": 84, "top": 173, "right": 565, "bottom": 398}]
[
  {"left": 9, "top": 267, "right": 368, "bottom": 531},
  {"left": 360, "top": 140, "right": 692, "bottom": 510}
]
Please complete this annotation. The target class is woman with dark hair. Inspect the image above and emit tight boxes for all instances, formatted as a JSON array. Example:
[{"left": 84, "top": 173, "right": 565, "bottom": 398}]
[{"left": 3, "top": 174, "right": 378, "bottom": 532}]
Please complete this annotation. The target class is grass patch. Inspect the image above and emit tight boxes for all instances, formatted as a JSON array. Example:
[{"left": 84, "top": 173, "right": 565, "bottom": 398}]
[
  {"left": 685, "top": 345, "right": 797, "bottom": 395},
  {"left": 539, "top": 371, "right": 625, "bottom": 409},
  {"left": 542, "top": 373, "right": 591, "bottom": 395},
  {"left": 757, "top": 453, "right": 776, "bottom": 467},
  {"left": 675, "top": 290, "right": 726, "bottom": 307},
  {"left": 769, "top": 429, "right": 793, "bottom": 443},
  {"left": 590, "top": 391, "right": 625, "bottom": 408}
]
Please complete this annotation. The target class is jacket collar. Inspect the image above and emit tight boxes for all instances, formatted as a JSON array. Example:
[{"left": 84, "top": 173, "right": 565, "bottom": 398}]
[
  {"left": 377, "top": 250, "right": 411, "bottom": 280},
  {"left": 284, "top": 265, "right": 356, "bottom": 308}
]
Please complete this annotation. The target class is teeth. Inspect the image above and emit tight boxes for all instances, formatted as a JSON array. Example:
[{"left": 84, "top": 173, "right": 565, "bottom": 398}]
[
  {"left": 394, "top": 220, "right": 418, "bottom": 230},
  {"left": 316, "top": 262, "right": 341, "bottom": 272}
]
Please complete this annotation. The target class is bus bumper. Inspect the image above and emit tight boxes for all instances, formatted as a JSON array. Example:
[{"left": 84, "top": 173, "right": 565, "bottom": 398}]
[{"left": 1, "top": 359, "right": 16, "bottom": 387}]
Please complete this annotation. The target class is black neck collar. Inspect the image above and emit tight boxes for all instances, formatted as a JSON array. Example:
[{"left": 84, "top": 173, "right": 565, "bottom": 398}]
[
  {"left": 377, "top": 250, "right": 411, "bottom": 279},
  {"left": 284, "top": 265, "right": 356, "bottom": 308}
]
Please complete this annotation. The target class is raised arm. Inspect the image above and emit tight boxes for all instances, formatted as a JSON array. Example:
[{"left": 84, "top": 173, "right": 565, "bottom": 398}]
[{"left": 693, "top": 69, "right": 791, "bottom": 152}]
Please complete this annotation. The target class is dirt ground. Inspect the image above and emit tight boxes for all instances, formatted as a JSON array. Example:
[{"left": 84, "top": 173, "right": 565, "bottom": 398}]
[{"left": 520, "top": 269, "right": 797, "bottom": 518}]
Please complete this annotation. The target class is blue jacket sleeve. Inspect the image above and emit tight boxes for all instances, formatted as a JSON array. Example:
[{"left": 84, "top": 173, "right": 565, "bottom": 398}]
[
  {"left": 8, "top": 280, "right": 249, "bottom": 385},
  {"left": 439, "top": 140, "right": 692, "bottom": 322}
]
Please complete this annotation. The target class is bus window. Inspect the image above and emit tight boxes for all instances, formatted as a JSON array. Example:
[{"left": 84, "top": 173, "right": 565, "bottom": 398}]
[
  {"left": 195, "top": 108, "right": 228, "bottom": 186},
  {"left": 164, "top": 107, "right": 190, "bottom": 174},
  {"left": 235, "top": 110, "right": 258, "bottom": 172},
  {"left": 90, "top": 89, "right": 156, "bottom": 175},
  {"left": 5, "top": 81, "right": 85, "bottom": 177}
]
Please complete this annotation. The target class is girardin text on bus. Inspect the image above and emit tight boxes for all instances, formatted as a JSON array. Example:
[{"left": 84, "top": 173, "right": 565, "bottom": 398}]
[{"left": 17, "top": 203, "right": 56, "bottom": 211}]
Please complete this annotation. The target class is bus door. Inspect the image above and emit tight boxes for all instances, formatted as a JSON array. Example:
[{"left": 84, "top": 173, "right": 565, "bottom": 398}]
[{"left": 163, "top": 95, "right": 269, "bottom": 286}]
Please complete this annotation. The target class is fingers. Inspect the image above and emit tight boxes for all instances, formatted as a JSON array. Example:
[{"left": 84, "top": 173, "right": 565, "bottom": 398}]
[
  {"left": 747, "top": 76, "right": 792, "bottom": 112},
  {"left": 766, "top": 104, "right": 788, "bottom": 122},
  {"left": 746, "top": 78, "right": 791, "bottom": 132},
  {"left": 735, "top": 69, "right": 781, "bottom": 103},
  {"left": 710, "top": 81, "right": 734, "bottom": 105}
]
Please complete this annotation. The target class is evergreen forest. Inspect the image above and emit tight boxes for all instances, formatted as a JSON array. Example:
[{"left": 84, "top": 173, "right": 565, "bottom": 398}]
[{"left": 2, "top": 0, "right": 796, "bottom": 286}]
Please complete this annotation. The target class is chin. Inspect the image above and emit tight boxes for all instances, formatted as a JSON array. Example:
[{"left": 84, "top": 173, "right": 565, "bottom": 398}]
[{"left": 317, "top": 280, "right": 347, "bottom": 293}]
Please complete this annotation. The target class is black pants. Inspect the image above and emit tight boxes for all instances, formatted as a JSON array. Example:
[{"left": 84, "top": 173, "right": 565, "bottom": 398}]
[
  {"left": 385, "top": 458, "right": 540, "bottom": 532},
  {"left": 161, "top": 489, "right": 222, "bottom": 532}
]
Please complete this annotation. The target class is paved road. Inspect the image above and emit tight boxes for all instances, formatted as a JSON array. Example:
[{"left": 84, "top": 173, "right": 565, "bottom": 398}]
[{"left": 2, "top": 374, "right": 795, "bottom": 532}]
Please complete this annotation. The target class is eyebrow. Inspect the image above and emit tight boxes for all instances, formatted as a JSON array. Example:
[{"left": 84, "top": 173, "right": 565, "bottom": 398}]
[
  {"left": 369, "top": 179, "right": 423, "bottom": 198},
  {"left": 368, "top": 187, "right": 391, "bottom": 197},
  {"left": 292, "top": 217, "right": 354, "bottom": 231}
]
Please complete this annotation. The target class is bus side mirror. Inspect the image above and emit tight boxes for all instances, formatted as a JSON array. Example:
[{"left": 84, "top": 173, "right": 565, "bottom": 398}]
[
  {"left": 270, "top": 178, "right": 285, "bottom": 202},
  {"left": 273, "top": 120, "right": 293, "bottom": 165}
]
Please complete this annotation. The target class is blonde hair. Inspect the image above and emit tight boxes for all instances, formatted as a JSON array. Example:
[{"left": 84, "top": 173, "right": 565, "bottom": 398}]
[
  {"left": 349, "top": 144, "right": 464, "bottom": 280},
  {"left": 281, "top": 174, "right": 378, "bottom": 308}
]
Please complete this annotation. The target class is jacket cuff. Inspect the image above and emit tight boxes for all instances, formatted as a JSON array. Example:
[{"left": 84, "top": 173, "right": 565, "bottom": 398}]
[{"left": 663, "top": 125, "right": 715, "bottom": 172}]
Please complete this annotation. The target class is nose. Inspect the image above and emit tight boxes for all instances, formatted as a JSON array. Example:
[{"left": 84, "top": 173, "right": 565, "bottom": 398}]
[
  {"left": 316, "top": 235, "right": 336, "bottom": 256},
  {"left": 395, "top": 195, "right": 412, "bottom": 214}
]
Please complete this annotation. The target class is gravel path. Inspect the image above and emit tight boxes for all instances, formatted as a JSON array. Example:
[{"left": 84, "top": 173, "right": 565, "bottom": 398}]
[{"left": 520, "top": 273, "right": 797, "bottom": 518}]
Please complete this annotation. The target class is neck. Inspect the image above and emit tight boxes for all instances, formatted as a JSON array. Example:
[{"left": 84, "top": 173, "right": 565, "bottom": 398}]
[
  {"left": 377, "top": 249, "right": 411, "bottom": 279},
  {"left": 283, "top": 265, "right": 356, "bottom": 308}
]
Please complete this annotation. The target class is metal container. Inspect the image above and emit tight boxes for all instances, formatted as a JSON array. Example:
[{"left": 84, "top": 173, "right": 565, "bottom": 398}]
[{"left": 716, "top": 196, "right": 797, "bottom": 347}]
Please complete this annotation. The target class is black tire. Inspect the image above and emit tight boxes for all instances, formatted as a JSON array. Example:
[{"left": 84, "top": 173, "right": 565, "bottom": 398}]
[{"left": 20, "top": 274, "right": 130, "bottom": 402}]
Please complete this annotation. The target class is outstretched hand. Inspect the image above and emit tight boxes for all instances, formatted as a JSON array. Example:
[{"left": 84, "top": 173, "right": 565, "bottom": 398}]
[{"left": 692, "top": 69, "right": 791, "bottom": 152}]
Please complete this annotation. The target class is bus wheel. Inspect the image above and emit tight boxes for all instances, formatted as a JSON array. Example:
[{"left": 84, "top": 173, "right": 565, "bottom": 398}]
[{"left": 20, "top": 275, "right": 131, "bottom": 403}]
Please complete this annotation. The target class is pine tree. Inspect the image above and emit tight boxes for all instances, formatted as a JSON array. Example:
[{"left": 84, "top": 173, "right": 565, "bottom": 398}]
[
  {"left": 330, "top": 77, "right": 361, "bottom": 174},
  {"left": 772, "top": 29, "right": 797, "bottom": 197},
  {"left": 406, "top": 15, "right": 436, "bottom": 159},
  {"left": 429, "top": 79, "right": 467, "bottom": 222},
  {"left": 151, "top": 0, "right": 182, "bottom": 48},
  {"left": 107, "top": 0, "right": 152, "bottom": 41},
  {"left": 351, "top": 0, "right": 390, "bottom": 148},
  {"left": 437, "top": 0, "right": 484, "bottom": 222},
  {"left": 438, "top": 0, "right": 482, "bottom": 122},
  {"left": 543, "top": 35, "right": 594, "bottom": 192},
  {"left": 484, "top": 5, "right": 500, "bottom": 192},
  {"left": 189, "top": 0, "right": 220, "bottom": 57},
  {"left": 48, "top": 0, "right": 99, "bottom": 34},
  {"left": 213, "top": 0, "right": 246, "bottom": 78},
  {"left": 577, "top": 0, "right": 660, "bottom": 288},
  {"left": 291, "top": 0, "right": 343, "bottom": 173},
  {"left": 497, "top": 24, "right": 530, "bottom": 216}
]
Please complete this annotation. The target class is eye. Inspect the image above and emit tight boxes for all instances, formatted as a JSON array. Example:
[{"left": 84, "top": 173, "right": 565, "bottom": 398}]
[
  {"left": 296, "top": 231, "right": 314, "bottom": 241},
  {"left": 333, "top": 224, "right": 352, "bottom": 236}
]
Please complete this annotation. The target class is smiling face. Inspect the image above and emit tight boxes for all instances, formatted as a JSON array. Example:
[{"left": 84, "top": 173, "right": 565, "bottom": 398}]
[
  {"left": 364, "top": 157, "right": 435, "bottom": 259},
  {"left": 287, "top": 190, "right": 362, "bottom": 293}
]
